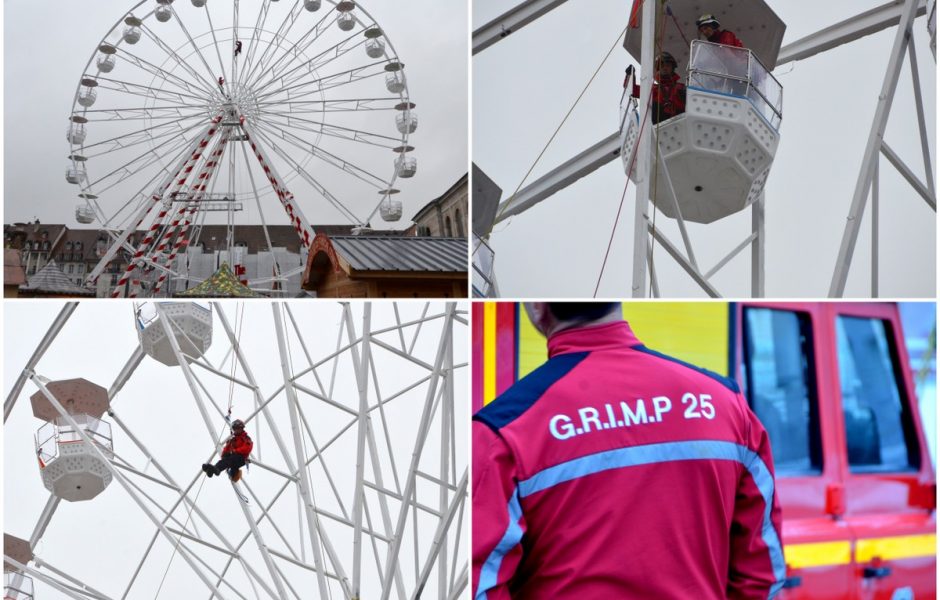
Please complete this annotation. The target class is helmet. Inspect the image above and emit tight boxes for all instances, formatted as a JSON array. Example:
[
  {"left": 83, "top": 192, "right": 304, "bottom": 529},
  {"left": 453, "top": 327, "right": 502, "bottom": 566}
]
[
  {"left": 657, "top": 52, "right": 678, "bottom": 68},
  {"left": 231, "top": 419, "right": 245, "bottom": 430},
  {"left": 696, "top": 14, "right": 720, "bottom": 29}
]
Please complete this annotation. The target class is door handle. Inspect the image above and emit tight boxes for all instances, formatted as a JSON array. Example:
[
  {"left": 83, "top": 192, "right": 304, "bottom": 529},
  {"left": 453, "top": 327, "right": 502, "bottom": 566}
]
[{"left": 862, "top": 566, "right": 892, "bottom": 579}]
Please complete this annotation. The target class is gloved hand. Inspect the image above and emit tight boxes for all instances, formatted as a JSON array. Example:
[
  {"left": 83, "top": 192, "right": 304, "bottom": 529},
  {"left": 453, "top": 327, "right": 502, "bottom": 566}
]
[{"left": 625, "top": 65, "right": 635, "bottom": 78}]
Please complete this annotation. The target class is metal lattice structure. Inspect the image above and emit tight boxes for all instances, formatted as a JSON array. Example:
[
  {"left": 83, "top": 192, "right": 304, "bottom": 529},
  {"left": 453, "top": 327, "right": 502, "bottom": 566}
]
[
  {"left": 67, "top": 0, "right": 420, "bottom": 297},
  {"left": 473, "top": 0, "right": 936, "bottom": 298},
  {"left": 3, "top": 301, "right": 468, "bottom": 600}
]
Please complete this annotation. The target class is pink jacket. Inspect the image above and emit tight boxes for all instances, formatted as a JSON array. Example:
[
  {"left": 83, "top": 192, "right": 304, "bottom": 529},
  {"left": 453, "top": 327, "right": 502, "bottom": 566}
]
[{"left": 472, "top": 321, "right": 783, "bottom": 599}]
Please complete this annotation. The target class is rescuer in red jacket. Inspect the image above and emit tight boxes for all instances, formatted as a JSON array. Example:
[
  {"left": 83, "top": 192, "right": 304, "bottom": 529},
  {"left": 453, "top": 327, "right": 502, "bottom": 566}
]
[
  {"left": 202, "top": 419, "right": 253, "bottom": 480},
  {"left": 625, "top": 52, "right": 686, "bottom": 124},
  {"left": 696, "top": 14, "right": 744, "bottom": 48},
  {"left": 472, "top": 302, "right": 784, "bottom": 599}
]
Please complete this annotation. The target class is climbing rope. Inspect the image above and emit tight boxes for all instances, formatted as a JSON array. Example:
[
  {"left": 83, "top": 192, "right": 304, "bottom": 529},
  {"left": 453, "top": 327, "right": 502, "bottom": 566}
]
[{"left": 488, "top": 21, "right": 630, "bottom": 236}]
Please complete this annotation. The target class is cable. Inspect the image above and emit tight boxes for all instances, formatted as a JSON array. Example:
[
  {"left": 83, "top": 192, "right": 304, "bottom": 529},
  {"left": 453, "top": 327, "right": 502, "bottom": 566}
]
[{"left": 488, "top": 22, "right": 630, "bottom": 236}]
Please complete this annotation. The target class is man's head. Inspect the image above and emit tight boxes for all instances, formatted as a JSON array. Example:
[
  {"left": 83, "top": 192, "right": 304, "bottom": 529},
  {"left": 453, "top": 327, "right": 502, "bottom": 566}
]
[
  {"left": 232, "top": 419, "right": 245, "bottom": 433},
  {"left": 524, "top": 302, "right": 622, "bottom": 338},
  {"left": 696, "top": 14, "right": 720, "bottom": 39},
  {"left": 656, "top": 52, "right": 678, "bottom": 78}
]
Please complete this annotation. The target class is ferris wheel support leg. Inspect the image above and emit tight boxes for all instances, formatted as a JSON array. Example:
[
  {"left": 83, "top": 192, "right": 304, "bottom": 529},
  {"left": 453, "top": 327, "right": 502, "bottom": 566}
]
[
  {"left": 414, "top": 470, "right": 468, "bottom": 599},
  {"left": 872, "top": 163, "right": 880, "bottom": 298},
  {"left": 380, "top": 304, "right": 455, "bottom": 600},
  {"left": 829, "top": 0, "right": 921, "bottom": 297},
  {"left": 29, "top": 376, "right": 230, "bottom": 600},
  {"left": 4, "top": 302, "right": 78, "bottom": 423},
  {"left": 437, "top": 319, "right": 456, "bottom": 596},
  {"left": 646, "top": 238, "right": 661, "bottom": 298},
  {"left": 347, "top": 304, "right": 372, "bottom": 600},
  {"left": 447, "top": 565, "right": 469, "bottom": 600},
  {"left": 631, "top": 0, "right": 656, "bottom": 298},
  {"left": 271, "top": 305, "right": 333, "bottom": 600},
  {"left": 751, "top": 192, "right": 766, "bottom": 298}
]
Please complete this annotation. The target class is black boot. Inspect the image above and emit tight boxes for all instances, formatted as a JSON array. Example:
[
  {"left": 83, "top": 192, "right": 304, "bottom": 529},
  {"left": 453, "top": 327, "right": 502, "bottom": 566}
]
[{"left": 202, "top": 464, "right": 215, "bottom": 478}]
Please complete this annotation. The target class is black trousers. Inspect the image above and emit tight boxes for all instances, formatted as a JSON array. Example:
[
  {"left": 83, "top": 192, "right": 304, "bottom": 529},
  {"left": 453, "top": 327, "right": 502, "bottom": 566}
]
[{"left": 213, "top": 454, "right": 246, "bottom": 477}]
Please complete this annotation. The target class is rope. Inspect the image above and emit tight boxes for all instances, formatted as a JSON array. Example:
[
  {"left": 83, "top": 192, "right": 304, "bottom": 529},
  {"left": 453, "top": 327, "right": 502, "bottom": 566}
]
[
  {"left": 666, "top": 4, "right": 691, "bottom": 47},
  {"left": 487, "top": 22, "right": 629, "bottom": 236},
  {"left": 226, "top": 303, "right": 246, "bottom": 418}
]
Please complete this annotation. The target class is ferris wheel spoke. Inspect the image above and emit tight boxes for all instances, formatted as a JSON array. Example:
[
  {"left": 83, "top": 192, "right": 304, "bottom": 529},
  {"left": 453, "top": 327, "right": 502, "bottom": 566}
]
[
  {"left": 250, "top": 125, "right": 363, "bottom": 224},
  {"left": 158, "top": 11, "right": 223, "bottom": 93},
  {"left": 246, "top": 7, "right": 338, "bottom": 90},
  {"left": 254, "top": 60, "right": 387, "bottom": 103},
  {"left": 257, "top": 109, "right": 400, "bottom": 149},
  {"left": 200, "top": 3, "right": 231, "bottom": 92},
  {"left": 114, "top": 47, "right": 217, "bottom": 99},
  {"left": 257, "top": 96, "right": 401, "bottom": 112},
  {"left": 136, "top": 23, "right": 219, "bottom": 94},
  {"left": 94, "top": 75, "right": 207, "bottom": 105},
  {"left": 80, "top": 115, "right": 206, "bottom": 157},
  {"left": 86, "top": 127, "right": 203, "bottom": 191},
  {"left": 254, "top": 119, "right": 390, "bottom": 190},
  {"left": 235, "top": 0, "right": 273, "bottom": 85},
  {"left": 241, "top": 0, "right": 310, "bottom": 90},
  {"left": 80, "top": 105, "right": 207, "bottom": 121}
]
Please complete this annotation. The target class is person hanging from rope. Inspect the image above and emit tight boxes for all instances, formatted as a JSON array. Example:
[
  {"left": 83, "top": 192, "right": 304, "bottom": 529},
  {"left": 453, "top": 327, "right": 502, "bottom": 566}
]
[
  {"left": 202, "top": 419, "right": 252, "bottom": 481},
  {"left": 234, "top": 40, "right": 242, "bottom": 57},
  {"left": 218, "top": 75, "right": 225, "bottom": 89},
  {"left": 625, "top": 52, "right": 686, "bottom": 124}
]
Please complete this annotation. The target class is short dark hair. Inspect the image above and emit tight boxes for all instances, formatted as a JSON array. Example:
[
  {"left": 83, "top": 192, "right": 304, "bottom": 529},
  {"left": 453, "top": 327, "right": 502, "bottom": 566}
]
[{"left": 547, "top": 302, "right": 620, "bottom": 322}]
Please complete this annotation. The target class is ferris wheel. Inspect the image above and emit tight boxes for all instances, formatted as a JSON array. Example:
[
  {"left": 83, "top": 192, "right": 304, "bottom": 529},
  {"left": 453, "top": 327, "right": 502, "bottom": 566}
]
[
  {"left": 3, "top": 301, "right": 467, "bottom": 600},
  {"left": 66, "top": 0, "right": 419, "bottom": 297}
]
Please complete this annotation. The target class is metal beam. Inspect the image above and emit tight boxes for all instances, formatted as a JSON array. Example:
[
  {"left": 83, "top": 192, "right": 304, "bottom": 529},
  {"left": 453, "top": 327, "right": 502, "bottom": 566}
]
[
  {"left": 777, "top": 0, "right": 926, "bottom": 65},
  {"left": 880, "top": 141, "right": 936, "bottom": 209},
  {"left": 472, "top": 0, "right": 570, "bottom": 55},
  {"left": 648, "top": 225, "right": 722, "bottom": 298}
]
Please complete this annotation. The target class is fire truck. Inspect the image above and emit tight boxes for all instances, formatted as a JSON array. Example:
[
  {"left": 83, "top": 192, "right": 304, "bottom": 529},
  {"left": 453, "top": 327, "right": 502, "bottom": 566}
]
[{"left": 472, "top": 302, "right": 936, "bottom": 599}]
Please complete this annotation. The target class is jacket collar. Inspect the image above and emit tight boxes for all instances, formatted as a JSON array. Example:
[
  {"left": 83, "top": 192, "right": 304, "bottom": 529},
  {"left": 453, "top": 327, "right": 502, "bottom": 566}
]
[{"left": 547, "top": 321, "right": 642, "bottom": 358}]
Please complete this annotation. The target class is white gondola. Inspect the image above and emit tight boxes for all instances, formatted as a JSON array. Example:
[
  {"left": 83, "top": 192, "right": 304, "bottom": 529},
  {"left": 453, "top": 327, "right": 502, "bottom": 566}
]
[
  {"left": 386, "top": 71, "right": 405, "bottom": 93},
  {"left": 75, "top": 204, "right": 96, "bottom": 224},
  {"left": 396, "top": 111, "right": 418, "bottom": 134},
  {"left": 396, "top": 156, "right": 417, "bottom": 178},
  {"left": 4, "top": 572, "right": 34, "bottom": 600},
  {"left": 366, "top": 38, "right": 385, "bottom": 58},
  {"left": 78, "top": 87, "right": 97, "bottom": 108},
  {"left": 304, "top": 0, "right": 321, "bottom": 11},
  {"left": 67, "top": 123, "right": 86, "bottom": 145},
  {"left": 191, "top": 0, "right": 206, "bottom": 6},
  {"left": 379, "top": 198, "right": 403, "bottom": 222},
  {"left": 138, "top": 302, "right": 213, "bottom": 366},
  {"left": 30, "top": 379, "right": 114, "bottom": 502},
  {"left": 337, "top": 12, "right": 355, "bottom": 31},
  {"left": 155, "top": 4, "right": 173, "bottom": 22},
  {"left": 66, "top": 167, "right": 87, "bottom": 184},
  {"left": 97, "top": 53, "right": 116, "bottom": 73}
]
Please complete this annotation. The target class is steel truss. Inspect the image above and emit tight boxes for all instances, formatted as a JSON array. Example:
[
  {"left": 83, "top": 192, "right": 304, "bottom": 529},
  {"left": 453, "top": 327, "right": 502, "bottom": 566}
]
[
  {"left": 4, "top": 301, "right": 468, "bottom": 600},
  {"left": 479, "top": 0, "right": 933, "bottom": 298}
]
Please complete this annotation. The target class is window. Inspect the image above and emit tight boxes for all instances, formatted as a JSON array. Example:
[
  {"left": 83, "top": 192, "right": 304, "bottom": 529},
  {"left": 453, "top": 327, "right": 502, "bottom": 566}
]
[
  {"left": 742, "top": 307, "right": 822, "bottom": 475},
  {"left": 444, "top": 216, "right": 453, "bottom": 237},
  {"left": 66, "top": 264, "right": 73, "bottom": 274},
  {"left": 836, "top": 316, "right": 919, "bottom": 472},
  {"left": 455, "top": 209, "right": 465, "bottom": 237}
]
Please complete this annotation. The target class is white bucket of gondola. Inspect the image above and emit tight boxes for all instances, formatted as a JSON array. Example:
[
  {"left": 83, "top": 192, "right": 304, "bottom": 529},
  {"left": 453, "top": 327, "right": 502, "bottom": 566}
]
[
  {"left": 75, "top": 204, "right": 95, "bottom": 224},
  {"left": 97, "top": 53, "right": 116, "bottom": 73},
  {"left": 78, "top": 86, "right": 98, "bottom": 108},
  {"left": 379, "top": 197, "right": 403, "bottom": 222},
  {"left": 35, "top": 415, "right": 114, "bottom": 502},
  {"left": 385, "top": 71, "right": 405, "bottom": 94},
  {"left": 65, "top": 167, "right": 87, "bottom": 185},
  {"left": 67, "top": 123, "right": 86, "bottom": 145},
  {"left": 304, "top": 0, "right": 321, "bottom": 11},
  {"left": 396, "top": 156, "right": 417, "bottom": 178},
  {"left": 123, "top": 25, "right": 141, "bottom": 44},
  {"left": 138, "top": 302, "right": 213, "bottom": 366},
  {"left": 396, "top": 111, "right": 418, "bottom": 134},
  {"left": 337, "top": 12, "right": 356, "bottom": 31},
  {"left": 4, "top": 572, "right": 34, "bottom": 600},
  {"left": 155, "top": 4, "right": 173, "bottom": 22},
  {"left": 191, "top": 0, "right": 206, "bottom": 6},
  {"left": 366, "top": 38, "right": 385, "bottom": 58}
]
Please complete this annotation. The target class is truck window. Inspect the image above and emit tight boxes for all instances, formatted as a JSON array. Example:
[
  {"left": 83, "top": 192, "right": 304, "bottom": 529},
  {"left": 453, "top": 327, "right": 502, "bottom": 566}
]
[
  {"left": 836, "top": 316, "right": 919, "bottom": 472},
  {"left": 742, "top": 307, "right": 822, "bottom": 475}
]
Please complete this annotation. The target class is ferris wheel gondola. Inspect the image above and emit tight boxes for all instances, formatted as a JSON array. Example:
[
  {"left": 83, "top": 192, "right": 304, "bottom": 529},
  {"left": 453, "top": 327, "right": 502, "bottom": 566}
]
[{"left": 68, "top": 0, "right": 419, "bottom": 297}]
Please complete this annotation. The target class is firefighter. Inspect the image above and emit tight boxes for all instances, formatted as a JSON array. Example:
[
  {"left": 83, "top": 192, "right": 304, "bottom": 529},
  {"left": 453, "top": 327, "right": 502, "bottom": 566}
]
[
  {"left": 218, "top": 76, "right": 225, "bottom": 88},
  {"left": 696, "top": 14, "right": 744, "bottom": 48},
  {"left": 625, "top": 52, "right": 686, "bottom": 124},
  {"left": 472, "top": 302, "right": 784, "bottom": 599},
  {"left": 202, "top": 419, "right": 253, "bottom": 480},
  {"left": 234, "top": 40, "right": 242, "bottom": 57}
]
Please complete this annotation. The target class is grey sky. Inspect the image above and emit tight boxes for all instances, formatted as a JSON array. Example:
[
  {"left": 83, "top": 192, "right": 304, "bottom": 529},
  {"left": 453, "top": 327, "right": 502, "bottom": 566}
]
[
  {"left": 474, "top": 0, "right": 936, "bottom": 298},
  {"left": 4, "top": 0, "right": 468, "bottom": 232},
  {"left": 3, "top": 300, "right": 468, "bottom": 599}
]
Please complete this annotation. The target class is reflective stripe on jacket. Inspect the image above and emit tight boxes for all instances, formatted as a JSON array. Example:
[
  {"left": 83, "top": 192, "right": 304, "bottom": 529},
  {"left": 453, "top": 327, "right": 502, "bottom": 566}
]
[{"left": 472, "top": 321, "right": 784, "bottom": 600}]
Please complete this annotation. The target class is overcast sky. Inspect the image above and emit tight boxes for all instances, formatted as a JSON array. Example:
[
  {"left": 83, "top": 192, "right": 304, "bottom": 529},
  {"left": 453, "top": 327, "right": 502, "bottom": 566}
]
[
  {"left": 3, "top": 300, "right": 468, "bottom": 599},
  {"left": 474, "top": 0, "right": 936, "bottom": 298},
  {"left": 4, "top": 0, "right": 468, "bottom": 232}
]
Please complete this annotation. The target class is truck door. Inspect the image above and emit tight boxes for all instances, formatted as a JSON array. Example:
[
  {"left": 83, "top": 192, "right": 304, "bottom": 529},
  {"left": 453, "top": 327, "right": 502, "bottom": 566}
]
[
  {"left": 831, "top": 305, "right": 936, "bottom": 600},
  {"left": 739, "top": 303, "right": 856, "bottom": 600}
]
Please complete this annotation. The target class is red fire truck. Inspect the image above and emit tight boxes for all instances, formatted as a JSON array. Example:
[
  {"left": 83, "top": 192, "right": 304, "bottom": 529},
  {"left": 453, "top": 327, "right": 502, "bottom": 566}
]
[{"left": 472, "top": 302, "right": 936, "bottom": 599}]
